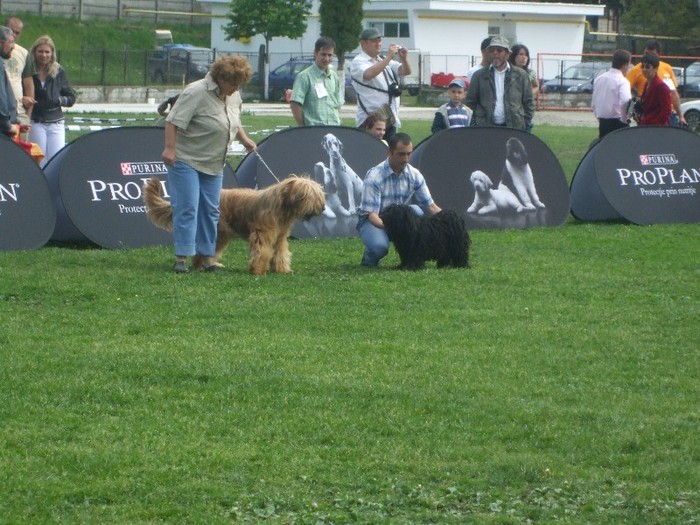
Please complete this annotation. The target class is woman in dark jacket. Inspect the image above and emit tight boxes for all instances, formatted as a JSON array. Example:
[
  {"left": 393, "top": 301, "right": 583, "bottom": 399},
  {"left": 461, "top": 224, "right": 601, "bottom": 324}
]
[{"left": 24, "top": 35, "right": 76, "bottom": 167}]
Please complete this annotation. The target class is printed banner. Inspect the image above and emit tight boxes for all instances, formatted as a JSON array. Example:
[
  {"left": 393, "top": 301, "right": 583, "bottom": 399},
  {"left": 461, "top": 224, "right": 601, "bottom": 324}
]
[
  {"left": 0, "top": 136, "right": 56, "bottom": 251},
  {"left": 571, "top": 127, "right": 700, "bottom": 224},
  {"left": 412, "top": 127, "right": 570, "bottom": 230},
  {"left": 44, "top": 127, "right": 237, "bottom": 248},
  {"left": 235, "top": 126, "right": 388, "bottom": 238}
]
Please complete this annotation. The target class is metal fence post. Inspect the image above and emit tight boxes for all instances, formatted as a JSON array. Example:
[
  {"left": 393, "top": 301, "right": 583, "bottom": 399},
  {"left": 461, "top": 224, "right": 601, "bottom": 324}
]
[{"left": 101, "top": 48, "right": 107, "bottom": 85}]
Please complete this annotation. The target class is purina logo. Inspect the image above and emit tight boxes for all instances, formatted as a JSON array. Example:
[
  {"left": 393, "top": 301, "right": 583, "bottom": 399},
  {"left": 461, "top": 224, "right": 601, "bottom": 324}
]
[
  {"left": 639, "top": 154, "right": 678, "bottom": 166},
  {"left": 120, "top": 161, "right": 168, "bottom": 176}
]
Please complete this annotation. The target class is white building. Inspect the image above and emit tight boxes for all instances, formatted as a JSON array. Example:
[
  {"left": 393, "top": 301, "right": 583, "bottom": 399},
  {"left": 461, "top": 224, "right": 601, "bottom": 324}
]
[{"left": 198, "top": 0, "right": 604, "bottom": 82}]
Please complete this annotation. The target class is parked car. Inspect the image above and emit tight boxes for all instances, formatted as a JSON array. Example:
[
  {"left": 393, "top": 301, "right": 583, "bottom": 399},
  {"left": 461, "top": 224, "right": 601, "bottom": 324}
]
[
  {"left": 252, "top": 58, "right": 356, "bottom": 102},
  {"left": 681, "top": 99, "right": 700, "bottom": 132},
  {"left": 148, "top": 45, "right": 213, "bottom": 84},
  {"left": 678, "top": 61, "right": 700, "bottom": 98},
  {"left": 541, "top": 61, "right": 609, "bottom": 94}
]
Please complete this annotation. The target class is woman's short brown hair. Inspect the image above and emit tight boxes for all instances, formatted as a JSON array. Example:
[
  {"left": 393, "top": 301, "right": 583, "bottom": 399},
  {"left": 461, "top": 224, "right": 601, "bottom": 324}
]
[{"left": 209, "top": 54, "right": 252, "bottom": 86}]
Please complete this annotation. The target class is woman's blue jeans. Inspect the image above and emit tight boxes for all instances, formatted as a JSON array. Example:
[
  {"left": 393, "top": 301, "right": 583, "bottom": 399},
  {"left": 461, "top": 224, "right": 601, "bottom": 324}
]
[
  {"left": 167, "top": 161, "right": 223, "bottom": 257},
  {"left": 357, "top": 205, "right": 424, "bottom": 266}
]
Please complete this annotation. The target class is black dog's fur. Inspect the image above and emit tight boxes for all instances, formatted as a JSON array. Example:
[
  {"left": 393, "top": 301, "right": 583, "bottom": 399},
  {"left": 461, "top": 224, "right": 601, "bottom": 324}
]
[{"left": 379, "top": 204, "right": 470, "bottom": 271}]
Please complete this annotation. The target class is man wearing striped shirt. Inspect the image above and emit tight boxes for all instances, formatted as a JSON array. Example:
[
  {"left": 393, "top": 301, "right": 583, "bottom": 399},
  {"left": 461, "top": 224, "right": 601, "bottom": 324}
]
[
  {"left": 357, "top": 133, "right": 442, "bottom": 267},
  {"left": 290, "top": 37, "right": 342, "bottom": 126}
]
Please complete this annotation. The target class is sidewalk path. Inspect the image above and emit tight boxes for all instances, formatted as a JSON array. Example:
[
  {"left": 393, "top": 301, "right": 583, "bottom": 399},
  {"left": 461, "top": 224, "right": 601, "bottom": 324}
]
[{"left": 67, "top": 102, "right": 598, "bottom": 127}]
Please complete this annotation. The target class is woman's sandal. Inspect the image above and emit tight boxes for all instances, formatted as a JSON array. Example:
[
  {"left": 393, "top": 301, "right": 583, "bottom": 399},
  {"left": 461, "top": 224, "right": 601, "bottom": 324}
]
[{"left": 173, "top": 260, "right": 189, "bottom": 273}]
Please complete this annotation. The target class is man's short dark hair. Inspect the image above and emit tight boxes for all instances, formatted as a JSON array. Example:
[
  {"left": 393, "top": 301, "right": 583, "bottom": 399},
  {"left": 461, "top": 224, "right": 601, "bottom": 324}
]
[
  {"left": 315, "top": 36, "right": 335, "bottom": 52},
  {"left": 612, "top": 49, "right": 631, "bottom": 70},
  {"left": 388, "top": 132, "right": 412, "bottom": 151},
  {"left": 480, "top": 37, "right": 492, "bottom": 51},
  {"left": 644, "top": 40, "right": 661, "bottom": 53},
  {"left": 641, "top": 53, "right": 660, "bottom": 69}
]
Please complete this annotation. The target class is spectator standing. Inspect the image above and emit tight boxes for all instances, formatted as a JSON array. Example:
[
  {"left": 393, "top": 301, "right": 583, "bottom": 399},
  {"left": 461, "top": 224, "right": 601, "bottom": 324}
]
[
  {"left": 467, "top": 37, "right": 492, "bottom": 83},
  {"left": 509, "top": 44, "right": 539, "bottom": 98},
  {"left": 290, "top": 36, "right": 342, "bottom": 126},
  {"left": 162, "top": 55, "right": 256, "bottom": 273},
  {"left": 0, "top": 26, "right": 19, "bottom": 137},
  {"left": 360, "top": 112, "right": 387, "bottom": 142},
  {"left": 591, "top": 49, "right": 632, "bottom": 138},
  {"left": 357, "top": 133, "right": 442, "bottom": 267},
  {"left": 24, "top": 36, "right": 76, "bottom": 167},
  {"left": 3, "top": 17, "right": 31, "bottom": 125},
  {"left": 627, "top": 40, "right": 685, "bottom": 126},
  {"left": 639, "top": 53, "right": 672, "bottom": 127},
  {"left": 431, "top": 78, "right": 472, "bottom": 134},
  {"left": 351, "top": 27, "right": 411, "bottom": 139},
  {"left": 465, "top": 36, "right": 534, "bottom": 131}
]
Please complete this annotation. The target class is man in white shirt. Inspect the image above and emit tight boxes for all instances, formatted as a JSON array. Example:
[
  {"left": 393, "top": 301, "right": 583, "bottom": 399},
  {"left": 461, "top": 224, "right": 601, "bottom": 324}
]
[
  {"left": 350, "top": 27, "right": 411, "bottom": 139},
  {"left": 591, "top": 49, "right": 632, "bottom": 139},
  {"left": 3, "top": 16, "right": 29, "bottom": 125},
  {"left": 467, "top": 37, "right": 492, "bottom": 83}
]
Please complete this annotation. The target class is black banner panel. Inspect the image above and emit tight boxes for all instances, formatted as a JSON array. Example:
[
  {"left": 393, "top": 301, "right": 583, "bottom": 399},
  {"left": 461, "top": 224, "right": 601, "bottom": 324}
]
[
  {"left": 0, "top": 136, "right": 56, "bottom": 251},
  {"left": 571, "top": 127, "right": 700, "bottom": 224},
  {"left": 413, "top": 128, "right": 570, "bottom": 230},
  {"left": 44, "top": 127, "right": 237, "bottom": 248},
  {"left": 235, "top": 126, "right": 388, "bottom": 238}
]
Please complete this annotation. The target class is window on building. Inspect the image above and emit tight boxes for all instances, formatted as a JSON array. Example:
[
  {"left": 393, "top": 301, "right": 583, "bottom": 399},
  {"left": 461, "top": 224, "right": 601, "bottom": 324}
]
[{"left": 369, "top": 22, "right": 410, "bottom": 38}]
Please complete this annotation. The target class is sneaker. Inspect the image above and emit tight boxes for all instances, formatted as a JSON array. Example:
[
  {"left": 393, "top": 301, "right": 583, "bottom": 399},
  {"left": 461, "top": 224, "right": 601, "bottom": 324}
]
[
  {"left": 202, "top": 265, "right": 218, "bottom": 273},
  {"left": 173, "top": 260, "right": 189, "bottom": 273}
]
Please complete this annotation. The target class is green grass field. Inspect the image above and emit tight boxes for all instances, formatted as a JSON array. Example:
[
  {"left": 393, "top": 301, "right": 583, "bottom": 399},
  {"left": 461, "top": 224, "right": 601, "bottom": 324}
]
[{"left": 2, "top": 117, "right": 699, "bottom": 523}]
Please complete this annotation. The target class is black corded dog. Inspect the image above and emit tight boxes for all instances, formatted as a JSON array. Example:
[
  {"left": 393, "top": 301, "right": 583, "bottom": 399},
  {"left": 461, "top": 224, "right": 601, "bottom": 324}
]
[{"left": 379, "top": 204, "right": 471, "bottom": 271}]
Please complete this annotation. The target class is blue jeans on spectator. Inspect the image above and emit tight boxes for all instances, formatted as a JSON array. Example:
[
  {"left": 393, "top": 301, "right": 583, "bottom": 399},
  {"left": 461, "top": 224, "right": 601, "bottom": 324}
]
[
  {"left": 357, "top": 204, "right": 424, "bottom": 266},
  {"left": 167, "top": 161, "right": 223, "bottom": 257},
  {"left": 669, "top": 112, "right": 680, "bottom": 127}
]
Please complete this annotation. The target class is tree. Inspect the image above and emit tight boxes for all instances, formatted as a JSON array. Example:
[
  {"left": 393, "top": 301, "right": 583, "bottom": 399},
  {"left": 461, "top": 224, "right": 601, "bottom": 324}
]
[
  {"left": 319, "top": 0, "right": 364, "bottom": 76},
  {"left": 224, "top": 0, "right": 312, "bottom": 99},
  {"left": 620, "top": 0, "right": 700, "bottom": 43}
]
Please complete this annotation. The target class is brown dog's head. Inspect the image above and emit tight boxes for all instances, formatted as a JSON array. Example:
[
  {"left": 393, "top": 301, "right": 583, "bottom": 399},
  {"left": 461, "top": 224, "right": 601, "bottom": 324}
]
[{"left": 280, "top": 175, "right": 327, "bottom": 220}]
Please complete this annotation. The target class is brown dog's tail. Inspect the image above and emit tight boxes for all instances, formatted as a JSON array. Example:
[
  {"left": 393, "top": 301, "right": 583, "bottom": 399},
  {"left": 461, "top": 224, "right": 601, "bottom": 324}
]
[{"left": 143, "top": 176, "right": 173, "bottom": 232}]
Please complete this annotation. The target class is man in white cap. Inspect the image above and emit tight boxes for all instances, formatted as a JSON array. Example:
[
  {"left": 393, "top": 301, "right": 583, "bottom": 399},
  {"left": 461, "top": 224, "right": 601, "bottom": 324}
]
[
  {"left": 350, "top": 27, "right": 411, "bottom": 139},
  {"left": 465, "top": 35, "right": 534, "bottom": 131}
]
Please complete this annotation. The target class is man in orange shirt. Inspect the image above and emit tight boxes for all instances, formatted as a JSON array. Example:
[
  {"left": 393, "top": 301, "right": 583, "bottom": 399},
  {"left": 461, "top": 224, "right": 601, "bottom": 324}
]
[{"left": 627, "top": 40, "right": 685, "bottom": 126}]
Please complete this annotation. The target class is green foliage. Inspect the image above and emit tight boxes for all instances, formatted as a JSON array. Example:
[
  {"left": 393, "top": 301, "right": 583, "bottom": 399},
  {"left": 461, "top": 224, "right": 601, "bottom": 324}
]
[
  {"left": 319, "top": 0, "right": 364, "bottom": 66},
  {"left": 621, "top": 0, "right": 700, "bottom": 42},
  {"left": 17, "top": 13, "right": 210, "bottom": 51},
  {"left": 223, "top": 0, "right": 312, "bottom": 43}
]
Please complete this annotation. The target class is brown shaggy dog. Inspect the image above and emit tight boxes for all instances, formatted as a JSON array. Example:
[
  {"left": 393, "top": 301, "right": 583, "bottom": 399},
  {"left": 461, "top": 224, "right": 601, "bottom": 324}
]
[{"left": 143, "top": 175, "right": 326, "bottom": 275}]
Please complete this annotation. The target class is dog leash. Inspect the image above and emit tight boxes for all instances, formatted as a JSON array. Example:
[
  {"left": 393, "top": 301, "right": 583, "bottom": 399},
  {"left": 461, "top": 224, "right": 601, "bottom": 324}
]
[{"left": 253, "top": 149, "right": 281, "bottom": 183}]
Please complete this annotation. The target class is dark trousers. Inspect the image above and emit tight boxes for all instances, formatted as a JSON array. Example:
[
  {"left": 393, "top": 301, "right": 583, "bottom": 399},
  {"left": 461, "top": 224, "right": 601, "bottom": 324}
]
[{"left": 598, "top": 118, "right": 628, "bottom": 139}]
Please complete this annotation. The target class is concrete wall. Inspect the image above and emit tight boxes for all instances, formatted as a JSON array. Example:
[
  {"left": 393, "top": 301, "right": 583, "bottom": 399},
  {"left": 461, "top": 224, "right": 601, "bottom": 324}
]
[
  {"left": 75, "top": 85, "right": 264, "bottom": 103},
  {"left": 0, "top": 0, "right": 209, "bottom": 24}
]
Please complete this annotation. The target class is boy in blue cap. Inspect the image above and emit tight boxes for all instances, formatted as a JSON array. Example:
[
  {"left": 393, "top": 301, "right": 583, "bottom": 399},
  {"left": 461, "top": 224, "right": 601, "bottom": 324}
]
[{"left": 431, "top": 78, "right": 472, "bottom": 133}]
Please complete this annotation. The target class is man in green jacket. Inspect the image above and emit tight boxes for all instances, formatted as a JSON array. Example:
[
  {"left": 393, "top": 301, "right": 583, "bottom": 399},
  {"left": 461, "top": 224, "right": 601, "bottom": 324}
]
[{"left": 465, "top": 35, "right": 534, "bottom": 131}]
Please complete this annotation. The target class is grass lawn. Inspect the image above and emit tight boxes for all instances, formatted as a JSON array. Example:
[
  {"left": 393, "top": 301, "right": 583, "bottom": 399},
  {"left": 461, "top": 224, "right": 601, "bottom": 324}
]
[{"left": 2, "top": 116, "right": 699, "bottom": 523}]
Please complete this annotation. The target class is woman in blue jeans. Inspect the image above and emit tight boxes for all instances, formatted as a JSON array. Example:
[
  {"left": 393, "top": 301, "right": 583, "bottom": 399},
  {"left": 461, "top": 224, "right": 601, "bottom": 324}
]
[{"left": 162, "top": 55, "right": 256, "bottom": 273}]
